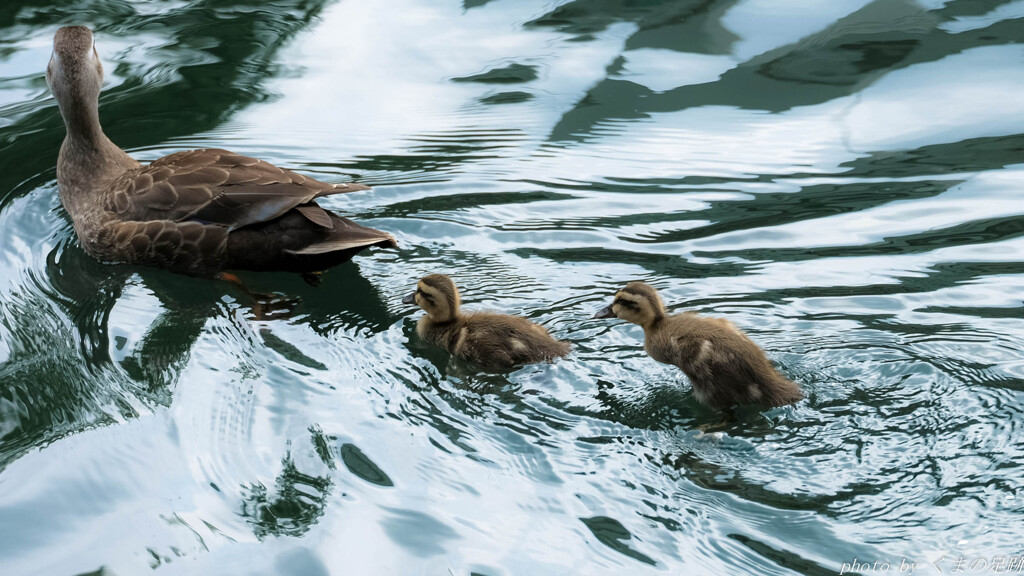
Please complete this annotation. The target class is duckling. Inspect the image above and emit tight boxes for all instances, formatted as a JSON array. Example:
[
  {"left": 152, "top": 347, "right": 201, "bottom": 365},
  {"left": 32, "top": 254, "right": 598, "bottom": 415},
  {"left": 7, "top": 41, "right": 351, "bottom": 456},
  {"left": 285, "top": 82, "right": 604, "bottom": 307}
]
[
  {"left": 594, "top": 282, "right": 801, "bottom": 409},
  {"left": 46, "top": 26, "right": 395, "bottom": 279},
  {"left": 402, "top": 274, "right": 570, "bottom": 372}
]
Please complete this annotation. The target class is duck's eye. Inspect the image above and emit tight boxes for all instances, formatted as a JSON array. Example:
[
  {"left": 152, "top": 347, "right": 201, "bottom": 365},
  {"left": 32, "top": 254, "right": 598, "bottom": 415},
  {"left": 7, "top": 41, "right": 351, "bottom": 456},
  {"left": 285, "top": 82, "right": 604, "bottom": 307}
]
[{"left": 615, "top": 298, "right": 637, "bottom": 309}]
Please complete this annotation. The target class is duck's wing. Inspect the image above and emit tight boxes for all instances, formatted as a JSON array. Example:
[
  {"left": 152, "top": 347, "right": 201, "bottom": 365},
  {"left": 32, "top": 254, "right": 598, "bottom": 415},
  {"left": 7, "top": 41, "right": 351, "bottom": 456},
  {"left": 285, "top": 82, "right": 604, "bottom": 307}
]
[{"left": 109, "top": 148, "right": 371, "bottom": 230}]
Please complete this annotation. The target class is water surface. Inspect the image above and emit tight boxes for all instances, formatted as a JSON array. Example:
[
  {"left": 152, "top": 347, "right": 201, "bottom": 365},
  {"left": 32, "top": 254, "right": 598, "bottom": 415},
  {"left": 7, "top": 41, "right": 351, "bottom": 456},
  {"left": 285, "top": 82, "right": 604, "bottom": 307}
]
[{"left": 1, "top": 0, "right": 1023, "bottom": 574}]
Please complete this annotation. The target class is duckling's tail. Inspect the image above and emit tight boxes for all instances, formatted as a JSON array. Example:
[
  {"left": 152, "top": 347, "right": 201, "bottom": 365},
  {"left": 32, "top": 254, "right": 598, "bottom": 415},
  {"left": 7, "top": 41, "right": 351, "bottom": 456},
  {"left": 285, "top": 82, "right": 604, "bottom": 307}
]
[
  {"left": 544, "top": 339, "right": 572, "bottom": 361},
  {"left": 765, "top": 374, "right": 803, "bottom": 407}
]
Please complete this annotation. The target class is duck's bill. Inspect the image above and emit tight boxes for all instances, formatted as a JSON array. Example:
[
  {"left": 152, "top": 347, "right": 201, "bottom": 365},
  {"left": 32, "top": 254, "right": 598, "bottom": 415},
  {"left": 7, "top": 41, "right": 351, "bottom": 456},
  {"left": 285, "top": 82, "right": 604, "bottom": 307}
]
[
  {"left": 401, "top": 292, "right": 416, "bottom": 305},
  {"left": 593, "top": 305, "right": 616, "bottom": 319}
]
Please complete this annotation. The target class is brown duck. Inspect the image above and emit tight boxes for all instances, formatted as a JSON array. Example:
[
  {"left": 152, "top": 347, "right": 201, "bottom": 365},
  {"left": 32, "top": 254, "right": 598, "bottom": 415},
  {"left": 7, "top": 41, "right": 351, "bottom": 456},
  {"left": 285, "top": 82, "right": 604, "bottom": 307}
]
[
  {"left": 594, "top": 282, "right": 802, "bottom": 409},
  {"left": 403, "top": 274, "right": 571, "bottom": 372},
  {"left": 46, "top": 26, "right": 395, "bottom": 278}
]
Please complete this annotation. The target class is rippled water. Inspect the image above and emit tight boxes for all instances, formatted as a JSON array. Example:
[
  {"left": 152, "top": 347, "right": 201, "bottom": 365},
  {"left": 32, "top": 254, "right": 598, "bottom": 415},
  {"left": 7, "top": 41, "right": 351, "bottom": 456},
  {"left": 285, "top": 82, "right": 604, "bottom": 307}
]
[{"left": 2, "top": 0, "right": 1023, "bottom": 574}]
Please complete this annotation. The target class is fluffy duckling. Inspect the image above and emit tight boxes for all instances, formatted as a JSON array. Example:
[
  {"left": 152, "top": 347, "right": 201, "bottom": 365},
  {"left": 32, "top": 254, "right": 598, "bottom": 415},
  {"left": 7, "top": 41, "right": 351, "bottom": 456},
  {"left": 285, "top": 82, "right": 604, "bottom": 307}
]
[
  {"left": 594, "top": 282, "right": 801, "bottom": 409},
  {"left": 403, "top": 274, "right": 570, "bottom": 372}
]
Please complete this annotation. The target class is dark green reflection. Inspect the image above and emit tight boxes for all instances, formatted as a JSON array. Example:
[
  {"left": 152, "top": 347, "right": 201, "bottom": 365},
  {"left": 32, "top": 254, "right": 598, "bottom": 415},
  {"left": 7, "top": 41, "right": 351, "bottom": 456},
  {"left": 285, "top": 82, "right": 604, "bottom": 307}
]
[
  {"left": 580, "top": 515, "right": 657, "bottom": 566},
  {"left": 729, "top": 534, "right": 838, "bottom": 576},
  {"left": 340, "top": 443, "right": 394, "bottom": 487},
  {"left": 527, "top": 0, "right": 738, "bottom": 54},
  {"left": 452, "top": 63, "right": 538, "bottom": 84},
  {"left": 479, "top": 91, "right": 534, "bottom": 105},
  {"left": 840, "top": 133, "right": 1024, "bottom": 178},
  {"left": 240, "top": 451, "right": 332, "bottom": 539},
  {"left": 0, "top": 240, "right": 229, "bottom": 470},
  {"left": 531, "top": 0, "right": 1024, "bottom": 143}
]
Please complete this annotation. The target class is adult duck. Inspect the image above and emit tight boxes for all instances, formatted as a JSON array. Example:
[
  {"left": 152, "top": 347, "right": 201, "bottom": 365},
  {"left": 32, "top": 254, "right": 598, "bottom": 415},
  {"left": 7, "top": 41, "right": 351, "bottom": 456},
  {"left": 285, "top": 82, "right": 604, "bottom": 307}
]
[
  {"left": 594, "top": 282, "right": 802, "bottom": 409},
  {"left": 46, "top": 26, "right": 395, "bottom": 279}
]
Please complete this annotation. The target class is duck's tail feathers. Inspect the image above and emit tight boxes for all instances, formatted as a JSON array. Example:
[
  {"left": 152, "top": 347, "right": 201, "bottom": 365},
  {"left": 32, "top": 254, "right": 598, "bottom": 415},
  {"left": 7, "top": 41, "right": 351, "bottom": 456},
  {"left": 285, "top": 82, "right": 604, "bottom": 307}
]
[
  {"left": 295, "top": 204, "right": 334, "bottom": 228},
  {"left": 286, "top": 214, "right": 396, "bottom": 256},
  {"left": 314, "top": 182, "right": 372, "bottom": 198},
  {"left": 287, "top": 233, "right": 396, "bottom": 255}
]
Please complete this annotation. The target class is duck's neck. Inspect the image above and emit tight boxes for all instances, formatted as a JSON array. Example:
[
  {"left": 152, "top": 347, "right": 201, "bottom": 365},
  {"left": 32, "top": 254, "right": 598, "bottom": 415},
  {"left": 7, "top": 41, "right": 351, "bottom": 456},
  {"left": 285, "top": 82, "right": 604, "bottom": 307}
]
[
  {"left": 59, "top": 93, "right": 104, "bottom": 144},
  {"left": 56, "top": 94, "right": 138, "bottom": 207}
]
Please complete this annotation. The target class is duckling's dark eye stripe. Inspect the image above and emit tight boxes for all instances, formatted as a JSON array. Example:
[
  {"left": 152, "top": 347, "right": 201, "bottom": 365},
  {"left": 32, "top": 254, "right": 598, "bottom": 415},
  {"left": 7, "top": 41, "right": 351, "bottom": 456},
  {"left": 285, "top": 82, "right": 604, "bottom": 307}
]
[{"left": 417, "top": 288, "right": 436, "bottom": 303}]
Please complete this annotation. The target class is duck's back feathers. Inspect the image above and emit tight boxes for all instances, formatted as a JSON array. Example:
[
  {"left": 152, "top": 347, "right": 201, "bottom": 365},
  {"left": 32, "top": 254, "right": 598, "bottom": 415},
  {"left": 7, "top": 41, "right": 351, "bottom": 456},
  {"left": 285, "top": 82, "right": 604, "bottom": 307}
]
[
  {"left": 110, "top": 149, "right": 370, "bottom": 230},
  {"left": 86, "top": 149, "right": 393, "bottom": 275}
]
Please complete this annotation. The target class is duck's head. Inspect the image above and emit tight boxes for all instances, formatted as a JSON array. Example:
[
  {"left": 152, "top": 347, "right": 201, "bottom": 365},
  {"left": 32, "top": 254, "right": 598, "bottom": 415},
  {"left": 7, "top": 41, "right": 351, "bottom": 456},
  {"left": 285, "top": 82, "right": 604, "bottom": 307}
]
[
  {"left": 594, "top": 281, "right": 665, "bottom": 327},
  {"left": 402, "top": 274, "right": 461, "bottom": 322},
  {"left": 46, "top": 26, "right": 103, "bottom": 114}
]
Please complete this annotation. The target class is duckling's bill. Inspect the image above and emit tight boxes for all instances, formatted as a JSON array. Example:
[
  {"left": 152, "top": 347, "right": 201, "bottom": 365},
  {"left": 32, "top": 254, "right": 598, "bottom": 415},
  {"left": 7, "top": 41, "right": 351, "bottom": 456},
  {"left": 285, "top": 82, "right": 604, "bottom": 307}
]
[
  {"left": 402, "top": 291, "right": 416, "bottom": 305},
  {"left": 593, "top": 305, "right": 616, "bottom": 319}
]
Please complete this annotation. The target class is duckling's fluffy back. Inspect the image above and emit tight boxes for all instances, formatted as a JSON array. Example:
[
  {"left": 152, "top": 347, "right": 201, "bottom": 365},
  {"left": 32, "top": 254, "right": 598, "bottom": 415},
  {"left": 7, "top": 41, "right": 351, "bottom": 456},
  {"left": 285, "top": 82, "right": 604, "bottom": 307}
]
[
  {"left": 646, "top": 312, "right": 801, "bottom": 409},
  {"left": 418, "top": 311, "right": 570, "bottom": 372}
]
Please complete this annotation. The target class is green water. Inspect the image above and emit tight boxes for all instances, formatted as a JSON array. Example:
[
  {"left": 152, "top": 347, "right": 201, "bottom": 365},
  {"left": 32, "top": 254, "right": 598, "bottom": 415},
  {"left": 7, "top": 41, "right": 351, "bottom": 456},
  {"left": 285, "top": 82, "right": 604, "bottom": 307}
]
[{"left": 2, "top": 0, "right": 1023, "bottom": 574}]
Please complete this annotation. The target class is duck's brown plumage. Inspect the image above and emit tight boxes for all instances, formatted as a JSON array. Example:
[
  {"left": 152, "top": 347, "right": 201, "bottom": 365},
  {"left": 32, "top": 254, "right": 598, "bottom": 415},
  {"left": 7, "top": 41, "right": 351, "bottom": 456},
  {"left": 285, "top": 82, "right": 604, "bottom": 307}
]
[
  {"left": 403, "top": 274, "right": 570, "bottom": 372},
  {"left": 595, "top": 282, "right": 802, "bottom": 409},
  {"left": 47, "top": 26, "right": 395, "bottom": 277}
]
